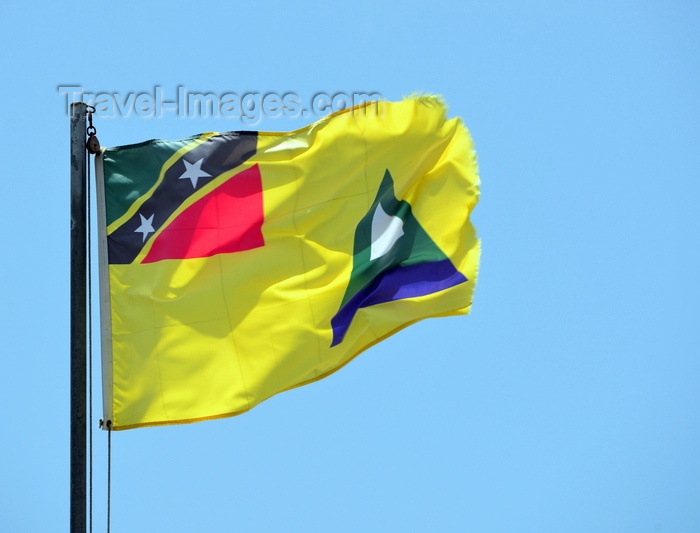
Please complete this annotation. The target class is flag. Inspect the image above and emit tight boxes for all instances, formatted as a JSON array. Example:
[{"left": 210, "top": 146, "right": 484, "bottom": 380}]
[{"left": 96, "top": 96, "right": 480, "bottom": 430}]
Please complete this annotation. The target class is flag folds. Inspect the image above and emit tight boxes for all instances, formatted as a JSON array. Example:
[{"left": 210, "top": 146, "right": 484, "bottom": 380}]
[{"left": 96, "top": 97, "right": 480, "bottom": 430}]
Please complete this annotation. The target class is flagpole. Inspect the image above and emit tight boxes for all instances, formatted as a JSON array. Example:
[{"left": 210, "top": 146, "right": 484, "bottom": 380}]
[{"left": 70, "top": 101, "right": 87, "bottom": 533}]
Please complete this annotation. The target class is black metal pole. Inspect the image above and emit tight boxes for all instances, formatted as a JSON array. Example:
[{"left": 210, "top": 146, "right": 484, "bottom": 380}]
[{"left": 70, "top": 102, "right": 87, "bottom": 533}]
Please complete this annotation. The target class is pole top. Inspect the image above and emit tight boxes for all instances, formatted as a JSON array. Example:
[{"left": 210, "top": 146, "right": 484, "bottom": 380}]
[{"left": 70, "top": 101, "right": 88, "bottom": 117}]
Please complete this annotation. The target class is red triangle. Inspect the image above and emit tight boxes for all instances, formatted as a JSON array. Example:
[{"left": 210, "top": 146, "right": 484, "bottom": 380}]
[{"left": 142, "top": 164, "right": 264, "bottom": 263}]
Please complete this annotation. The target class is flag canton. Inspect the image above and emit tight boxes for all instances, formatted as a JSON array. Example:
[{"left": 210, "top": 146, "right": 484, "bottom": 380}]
[{"left": 105, "top": 133, "right": 257, "bottom": 264}]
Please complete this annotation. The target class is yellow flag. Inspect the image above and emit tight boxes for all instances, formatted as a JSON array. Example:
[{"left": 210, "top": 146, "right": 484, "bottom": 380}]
[{"left": 96, "top": 97, "right": 480, "bottom": 430}]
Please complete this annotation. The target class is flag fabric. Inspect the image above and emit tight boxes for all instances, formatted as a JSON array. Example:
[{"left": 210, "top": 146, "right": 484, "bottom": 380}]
[{"left": 95, "top": 96, "right": 480, "bottom": 430}]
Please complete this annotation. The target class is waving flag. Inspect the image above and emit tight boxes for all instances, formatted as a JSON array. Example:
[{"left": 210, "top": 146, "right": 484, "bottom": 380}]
[{"left": 96, "top": 97, "right": 480, "bottom": 430}]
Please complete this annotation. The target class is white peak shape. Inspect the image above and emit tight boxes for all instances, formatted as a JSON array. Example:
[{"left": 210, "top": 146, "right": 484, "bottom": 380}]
[{"left": 370, "top": 203, "right": 404, "bottom": 261}]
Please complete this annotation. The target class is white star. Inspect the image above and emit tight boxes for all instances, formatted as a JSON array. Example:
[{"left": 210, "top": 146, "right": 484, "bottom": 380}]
[
  {"left": 134, "top": 213, "right": 155, "bottom": 242},
  {"left": 178, "top": 158, "right": 211, "bottom": 188}
]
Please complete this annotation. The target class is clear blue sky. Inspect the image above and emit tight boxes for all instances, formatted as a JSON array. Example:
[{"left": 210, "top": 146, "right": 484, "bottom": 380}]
[{"left": 2, "top": 1, "right": 699, "bottom": 531}]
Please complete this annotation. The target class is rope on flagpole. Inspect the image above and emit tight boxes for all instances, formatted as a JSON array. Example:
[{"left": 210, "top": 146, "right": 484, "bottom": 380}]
[
  {"left": 100, "top": 419, "right": 112, "bottom": 533},
  {"left": 106, "top": 420, "right": 112, "bottom": 533},
  {"left": 99, "top": 418, "right": 113, "bottom": 533},
  {"left": 86, "top": 105, "right": 99, "bottom": 533},
  {"left": 88, "top": 105, "right": 113, "bottom": 533},
  {"left": 86, "top": 123, "right": 93, "bottom": 533}
]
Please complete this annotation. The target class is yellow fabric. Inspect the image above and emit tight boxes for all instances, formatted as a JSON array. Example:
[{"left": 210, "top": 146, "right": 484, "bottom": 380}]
[{"left": 98, "top": 97, "right": 480, "bottom": 430}]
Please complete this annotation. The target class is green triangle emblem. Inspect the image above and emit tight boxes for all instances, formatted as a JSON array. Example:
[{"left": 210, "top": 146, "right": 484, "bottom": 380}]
[{"left": 330, "top": 169, "right": 467, "bottom": 346}]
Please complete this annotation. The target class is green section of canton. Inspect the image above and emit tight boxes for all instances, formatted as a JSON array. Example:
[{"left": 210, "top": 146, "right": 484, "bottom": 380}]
[{"left": 102, "top": 139, "right": 185, "bottom": 226}]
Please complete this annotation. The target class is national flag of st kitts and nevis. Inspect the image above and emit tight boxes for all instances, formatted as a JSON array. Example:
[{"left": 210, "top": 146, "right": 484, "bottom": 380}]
[{"left": 95, "top": 96, "right": 480, "bottom": 430}]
